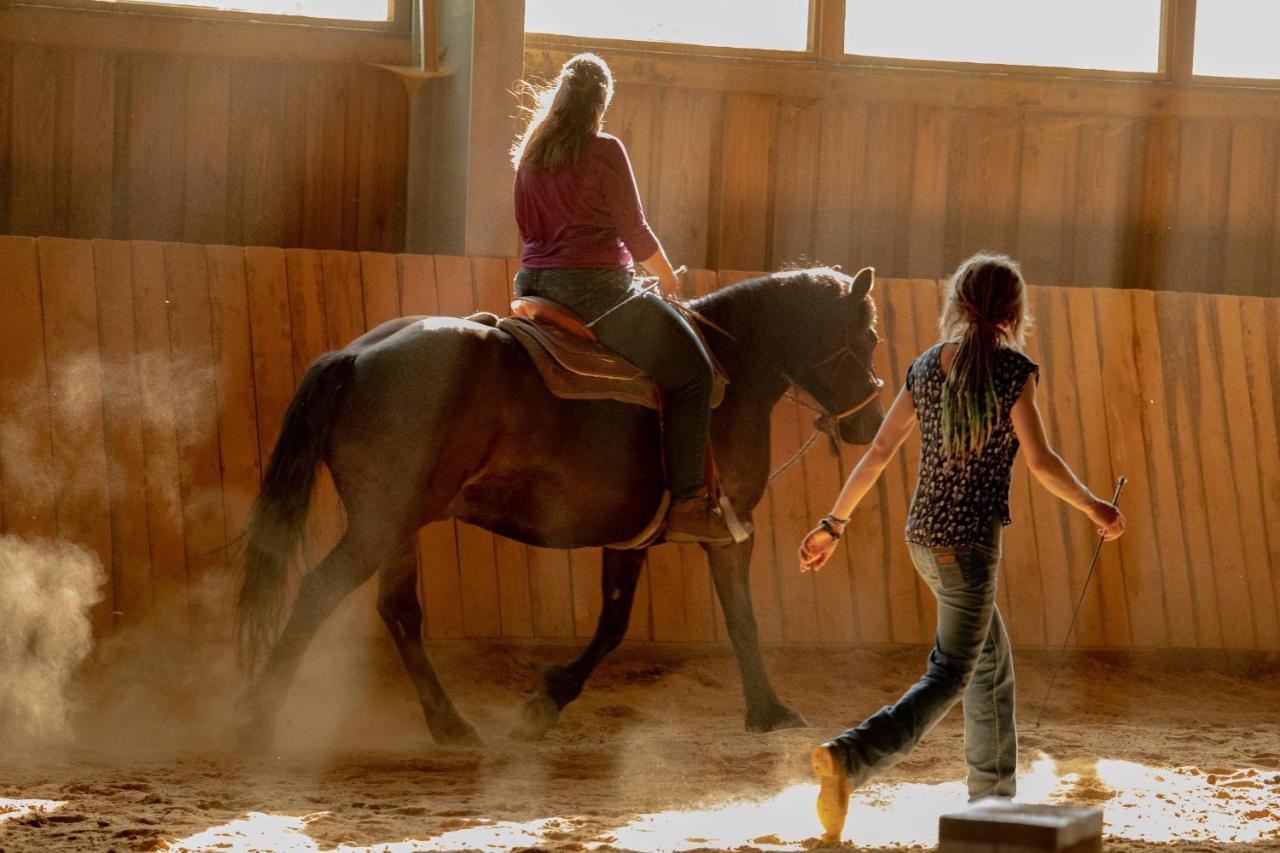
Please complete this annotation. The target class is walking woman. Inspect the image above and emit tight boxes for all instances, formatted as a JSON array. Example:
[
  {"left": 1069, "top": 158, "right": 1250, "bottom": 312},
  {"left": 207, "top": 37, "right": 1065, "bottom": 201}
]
[
  {"left": 798, "top": 252, "right": 1125, "bottom": 840},
  {"left": 511, "top": 52, "right": 733, "bottom": 544}
]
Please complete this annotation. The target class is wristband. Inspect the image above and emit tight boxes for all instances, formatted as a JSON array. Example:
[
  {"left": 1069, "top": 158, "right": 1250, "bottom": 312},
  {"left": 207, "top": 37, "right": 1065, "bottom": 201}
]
[{"left": 819, "top": 515, "right": 848, "bottom": 539}]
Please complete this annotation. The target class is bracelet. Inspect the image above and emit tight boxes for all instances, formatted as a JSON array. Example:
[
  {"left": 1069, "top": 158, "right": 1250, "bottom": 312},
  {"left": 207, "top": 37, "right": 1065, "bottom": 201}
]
[{"left": 819, "top": 515, "right": 849, "bottom": 539}]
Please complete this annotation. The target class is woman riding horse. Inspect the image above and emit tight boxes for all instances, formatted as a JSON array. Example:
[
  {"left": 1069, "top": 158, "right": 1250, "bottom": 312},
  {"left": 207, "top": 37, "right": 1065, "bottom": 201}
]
[{"left": 511, "top": 53, "right": 733, "bottom": 544}]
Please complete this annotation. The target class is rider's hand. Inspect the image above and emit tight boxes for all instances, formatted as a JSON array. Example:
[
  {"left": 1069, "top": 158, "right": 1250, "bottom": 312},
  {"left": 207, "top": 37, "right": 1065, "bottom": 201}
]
[
  {"left": 799, "top": 526, "right": 840, "bottom": 573},
  {"left": 1087, "top": 500, "right": 1126, "bottom": 541}
]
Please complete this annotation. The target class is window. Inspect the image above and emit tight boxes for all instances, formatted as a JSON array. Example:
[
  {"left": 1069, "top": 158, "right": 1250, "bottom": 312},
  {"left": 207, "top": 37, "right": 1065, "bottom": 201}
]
[
  {"left": 844, "top": 0, "right": 1162, "bottom": 73},
  {"left": 524, "top": 0, "right": 811, "bottom": 52},
  {"left": 89, "top": 0, "right": 391, "bottom": 22},
  {"left": 1194, "top": 1, "right": 1280, "bottom": 79}
]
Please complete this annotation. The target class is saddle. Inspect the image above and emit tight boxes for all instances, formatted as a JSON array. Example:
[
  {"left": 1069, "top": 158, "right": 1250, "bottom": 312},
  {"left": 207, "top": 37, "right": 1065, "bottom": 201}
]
[
  {"left": 498, "top": 296, "right": 747, "bottom": 549},
  {"left": 497, "top": 296, "right": 727, "bottom": 411}
]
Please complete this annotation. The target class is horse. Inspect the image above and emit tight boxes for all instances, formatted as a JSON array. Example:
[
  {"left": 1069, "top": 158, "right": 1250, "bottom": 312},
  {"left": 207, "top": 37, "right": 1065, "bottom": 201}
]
[{"left": 234, "top": 266, "right": 884, "bottom": 747}]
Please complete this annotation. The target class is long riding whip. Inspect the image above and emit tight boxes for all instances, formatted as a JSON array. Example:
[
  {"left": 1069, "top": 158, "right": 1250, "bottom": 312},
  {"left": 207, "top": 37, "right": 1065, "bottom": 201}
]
[{"left": 1034, "top": 475, "right": 1127, "bottom": 729}]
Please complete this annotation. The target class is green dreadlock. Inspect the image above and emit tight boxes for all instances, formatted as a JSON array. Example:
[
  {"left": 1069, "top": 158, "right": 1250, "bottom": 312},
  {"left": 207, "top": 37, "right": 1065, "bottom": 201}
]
[{"left": 937, "top": 253, "right": 1029, "bottom": 460}]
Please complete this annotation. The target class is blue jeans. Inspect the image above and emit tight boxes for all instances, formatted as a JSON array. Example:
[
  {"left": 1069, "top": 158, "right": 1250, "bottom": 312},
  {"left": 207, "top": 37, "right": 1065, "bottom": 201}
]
[
  {"left": 829, "top": 524, "right": 1017, "bottom": 800},
  {"left": 513, "top": 267, "right": 715, "bottom": 500}
]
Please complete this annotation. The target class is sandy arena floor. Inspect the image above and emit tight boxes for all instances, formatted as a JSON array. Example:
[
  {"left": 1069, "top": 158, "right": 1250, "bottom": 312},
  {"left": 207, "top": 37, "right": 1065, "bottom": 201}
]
[{"left": 1, "top": 644, "right": 1278, "bottom": 852}]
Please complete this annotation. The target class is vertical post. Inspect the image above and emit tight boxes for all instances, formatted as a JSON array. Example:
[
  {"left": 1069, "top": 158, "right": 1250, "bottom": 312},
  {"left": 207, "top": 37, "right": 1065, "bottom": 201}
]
[
  {"left": 1167, "top": 0, "right": 1197, "bottom": 82},
  {"left": 813, "top": 0, "right": 847, "bottom": 63},
  {"left": 405, "top": 0, "right": 524, "bottom": 257}
]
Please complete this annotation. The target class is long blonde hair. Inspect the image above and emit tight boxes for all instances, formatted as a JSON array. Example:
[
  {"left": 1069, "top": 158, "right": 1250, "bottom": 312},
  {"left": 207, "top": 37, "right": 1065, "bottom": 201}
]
[
  {"left": 938, "top": 252, "right": 1031, "bottom": 458},
  {"left": 511, "top": 53, "right": 613, "bottom": 172}
]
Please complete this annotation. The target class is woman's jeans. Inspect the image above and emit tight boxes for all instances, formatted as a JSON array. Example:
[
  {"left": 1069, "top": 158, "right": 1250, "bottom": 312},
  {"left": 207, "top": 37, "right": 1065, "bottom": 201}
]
[
  {"left": 828, "top": 524, "right": 1017, "bottom": 801},
  {"left": 513, "top": 267, "right": 716, "bottom": 501}
]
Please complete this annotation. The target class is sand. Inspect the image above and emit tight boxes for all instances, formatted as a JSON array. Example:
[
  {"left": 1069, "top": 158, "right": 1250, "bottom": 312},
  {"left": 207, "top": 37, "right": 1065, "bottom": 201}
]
[{"left": 1, "top": 644, "right": 1278, "bottom": 852}]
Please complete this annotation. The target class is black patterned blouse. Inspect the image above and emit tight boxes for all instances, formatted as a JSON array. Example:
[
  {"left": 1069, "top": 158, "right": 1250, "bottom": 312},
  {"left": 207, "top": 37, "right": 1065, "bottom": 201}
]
[{"left": 904, "top": 343, "right": 1040, "bottom": 548}]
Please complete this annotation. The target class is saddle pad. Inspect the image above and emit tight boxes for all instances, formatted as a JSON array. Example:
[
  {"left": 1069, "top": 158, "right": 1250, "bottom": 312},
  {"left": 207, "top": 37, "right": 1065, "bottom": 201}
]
[{"left": 499, "top": 316, "right": 661, "bottom": 409}]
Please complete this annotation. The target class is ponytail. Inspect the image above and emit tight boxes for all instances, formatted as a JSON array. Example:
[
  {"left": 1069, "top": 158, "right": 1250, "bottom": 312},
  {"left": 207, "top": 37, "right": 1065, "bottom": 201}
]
[
  {"left": 512, "top": 53, "right": 613, "bottom": 172},
  {"left": 937, "top": 253, "right": 1030, "bottom": 459}
]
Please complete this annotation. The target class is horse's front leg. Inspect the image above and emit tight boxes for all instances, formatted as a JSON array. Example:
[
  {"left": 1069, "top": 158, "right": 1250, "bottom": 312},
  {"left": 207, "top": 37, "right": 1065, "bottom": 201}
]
[
  {"left": 513, "top": 548, "right": 644, "bottom": 740},
  {"left": 704, "top": 531, "right": 808, "bottom": 732}
]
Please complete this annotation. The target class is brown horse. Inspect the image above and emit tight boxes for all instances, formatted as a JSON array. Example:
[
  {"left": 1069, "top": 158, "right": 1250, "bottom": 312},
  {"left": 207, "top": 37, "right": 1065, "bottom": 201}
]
[{"left": 235, "top": 267, "right": 884, "bottom": 747}]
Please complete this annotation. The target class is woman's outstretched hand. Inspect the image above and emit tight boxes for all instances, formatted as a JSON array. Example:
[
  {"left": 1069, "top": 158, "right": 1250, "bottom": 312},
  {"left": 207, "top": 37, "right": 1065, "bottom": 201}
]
[
  {"left": 799, "top": 525, "right": 840, "bottom": 573},
  {"left": 1088, "top": 500, "right": 1126, "bottom": 541}
]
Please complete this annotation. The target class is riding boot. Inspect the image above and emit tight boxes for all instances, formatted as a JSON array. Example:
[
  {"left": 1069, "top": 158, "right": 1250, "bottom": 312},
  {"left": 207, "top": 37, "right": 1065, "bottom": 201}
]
[{"left": 666, "top": 490, "right": 735, "bottom": 544}]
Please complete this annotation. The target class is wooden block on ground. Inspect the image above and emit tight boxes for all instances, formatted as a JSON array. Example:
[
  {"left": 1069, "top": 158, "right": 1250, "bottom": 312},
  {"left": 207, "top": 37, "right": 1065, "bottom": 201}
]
[{"left": 939, "top": 799, "right": 1102, "bottom": 853}]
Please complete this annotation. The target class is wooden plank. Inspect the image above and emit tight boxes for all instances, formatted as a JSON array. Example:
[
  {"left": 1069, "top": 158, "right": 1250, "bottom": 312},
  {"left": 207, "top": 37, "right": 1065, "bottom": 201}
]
[
  {"left": 905, "top": 106, "right": 953, "bottom": 279},
  {"left": 360, "top": 251, "right": 402, "bottom": 327},
  {"left": 570, "top": 548, "right": 603, "bottom": 639},
  {"left": 1133, "top": 116, "right": 1180, "bottom": 292},
  {"left": 1027, "top": 286, "right": 1091, "bottom": 648},
  {"left": 39, "top": 238, "right": 114, "bottom": 635},
  {"left": 770, "top": 98, "right": 820, "bottom": 267},
  {"left": 1064, "top": 287, "right": 1129, "bottom": 647},
  {"left": 1155, "top": 291, "right": 1224, "bottom": 647},
  {"left": 949, "top": 110, "right": 1023, "bottom": 267},
  {"left": 716, "top": 93, "right": 777, "bottom": 271},
  {"left": 1128, "top": 289, "right": 1197, "bottom": 648},
  {"left": 1240, "top": 298, "right": 1280, "bottom": 640},
  {"left": 877, "top": 278, "right": 924, "bottom": 644},
  {"left": 93, "top": 239, "right": 153, "bottom": 629},
  {"left": 340, "top": 66, "right": 365, "bottom": 250},
  {"left": 1223, "top": 122, "right": 1279, "bottom": 297},
  {"left": 859, "top": 104, "right": 917, "bottom": 278},
  {"left": 1188, "top": 294, "right": 1255, "bottom": 648},
  {"left": 0, "top": 237, "right": 58, "bottom": 541},
  {"left": 368, "top": 71, "right": 407, "bottom": 252},
  {"left": 355, "top": 67, "right": 381, "bottom": 251},
  {"left": 68, "top": 51, "right": 117, "bottom": 238},
  {"left": 181, "top": 59, "right": 232, "bottom": 244},
  {"left": 125, "top": 55, "right": 184, "bottom": 241},
  {"left": 811, "top": 99, "right": 867, "bottom": 270},
  {"left": 766, "top": 375, "right": 819, "bottom": 643},
  {"left": 243, "top": 247, "right": 294, "bottom": 476},
  {"left": 320, "top": 250, "right": 365, "bottom": 346},
  {"left": 232, "top": 60, "right": 291, "bottom": 248},
  {"left": 528, "top": 546, "right": 575, "bottom": 640},
  {"left": 130, "top": 241, "right": 190, "bottom": 638},
  {"left": 1015, "top": 115, "right": 1081, "bottom": 288},
  {"left": 9, "top": 45, "right": 59, "bottom": 236},
  {"left": 206, "top": 246, "right": 262, "bottom": 563},
  {"left": 651, "top": 88, "right": 717, "bottom": 269},
  {"left": 1072, "top": 117, "right": 1138, "bottom": 289},
  {"left": 1093, "top": 289, "right": 1168, "bottom": 647},
  {"left": 163, "top": 243, "right": 229, "bottom": 645},
  {"left": 0, "top": 46, "right": 12, "bottom": 233},
  {"left": 1213, "top": 297, "right": 1280, "bottom": 647},
  {"left": 1170, "top": 120, "right": 1230, "bottom": 293}
]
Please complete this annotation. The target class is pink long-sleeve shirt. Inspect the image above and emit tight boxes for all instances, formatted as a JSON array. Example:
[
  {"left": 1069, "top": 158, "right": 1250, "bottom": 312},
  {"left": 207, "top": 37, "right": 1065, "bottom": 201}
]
[{"left": 514, "top": 133, "right": 660, "bottom": 269}]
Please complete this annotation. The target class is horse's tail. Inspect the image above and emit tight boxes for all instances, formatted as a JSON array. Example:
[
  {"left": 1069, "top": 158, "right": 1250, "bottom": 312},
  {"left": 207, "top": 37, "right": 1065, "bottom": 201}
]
[{"left": 236, "top": 349, "right": 358, "bottom": 670}]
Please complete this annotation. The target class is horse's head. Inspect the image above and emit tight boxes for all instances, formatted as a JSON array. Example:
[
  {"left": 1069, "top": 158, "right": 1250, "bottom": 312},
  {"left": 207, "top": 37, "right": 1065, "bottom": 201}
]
[{"left": 766, "top": 266, "right": 885, "bottom": 445}]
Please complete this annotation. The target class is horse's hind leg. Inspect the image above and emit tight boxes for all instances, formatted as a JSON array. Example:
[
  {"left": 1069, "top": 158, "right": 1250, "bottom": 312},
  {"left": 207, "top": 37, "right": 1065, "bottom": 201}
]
[
  {"left": 514, "top": 548, "right": 644, "bottom": 740},
  {"left": 238, "top": 530, "right": 388, "bottom": 750},
  {"left": 377, "top": 539, "right": 479, "bottom": 745},
  {"left": 704, "top": 531, "right": 808, "bottom": 732}
]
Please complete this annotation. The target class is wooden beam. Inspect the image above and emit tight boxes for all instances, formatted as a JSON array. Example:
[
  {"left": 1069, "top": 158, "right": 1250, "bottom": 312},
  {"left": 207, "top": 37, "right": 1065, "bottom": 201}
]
[
  {"left": 525, "top": 40, "right": 1280, "bottom": 122},
  {"left": 1168, "top": 0, "right": 1197, "bottom": 83},
  {"left": 813, "top": 0, "right": 846, "bottom": 63},
  {"left": 0, "top": 5, "right": 411, "bottom": 65}
]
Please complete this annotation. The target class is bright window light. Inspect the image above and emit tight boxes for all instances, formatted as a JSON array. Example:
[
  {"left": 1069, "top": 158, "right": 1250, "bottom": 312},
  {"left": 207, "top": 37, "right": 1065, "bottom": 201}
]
[
  {"left": 1194, "top": 0, "right": 1280, "bottom": 79},
  {"left": 525, "top": 0, "right": 811, "bottom": 52},
  {"left": 96, "top": 0, "right": 390, "bottom": 22},
  {"left": 844, "top": 0, "right": 1162, "bottom": 72}
]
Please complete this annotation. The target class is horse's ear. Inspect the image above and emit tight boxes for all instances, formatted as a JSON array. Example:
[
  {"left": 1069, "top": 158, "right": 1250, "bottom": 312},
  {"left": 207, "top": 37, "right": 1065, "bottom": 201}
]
[{"left": 849, "top": 266, "right": 874, "bottom": 298}]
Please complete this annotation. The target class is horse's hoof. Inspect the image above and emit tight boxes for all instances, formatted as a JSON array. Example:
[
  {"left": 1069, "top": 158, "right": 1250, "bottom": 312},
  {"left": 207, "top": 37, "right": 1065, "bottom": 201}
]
[
  {"left": 746, "top": 703, "right": 809, "bottom": 733},
  {"left": 512, "top": 692, "right": 560, "bottom": 741}
]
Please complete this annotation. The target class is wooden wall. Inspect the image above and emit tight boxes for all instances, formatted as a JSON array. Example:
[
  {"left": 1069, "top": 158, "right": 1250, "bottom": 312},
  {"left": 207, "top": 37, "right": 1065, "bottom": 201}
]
[
  {"left": 1, "top": 235, "right": 1277, "bottom": 651},
  {"left": 528, "top": 46, "right": 1280, "bottom": 299},
  {"left": 0, "top": 42, "right": 408, "bottom": 252}
]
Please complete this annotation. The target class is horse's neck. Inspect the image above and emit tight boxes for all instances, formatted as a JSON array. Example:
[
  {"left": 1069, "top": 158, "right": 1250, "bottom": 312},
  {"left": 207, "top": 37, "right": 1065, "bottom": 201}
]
[{"left": 695, "top": 292, "right": 791, "bottom": 407}]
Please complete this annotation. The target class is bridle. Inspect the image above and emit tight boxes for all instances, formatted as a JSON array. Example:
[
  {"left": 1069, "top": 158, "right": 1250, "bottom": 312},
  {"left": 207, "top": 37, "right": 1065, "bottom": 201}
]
[{"left": 769, "top": 331, "right": 885, "bottom": 482}]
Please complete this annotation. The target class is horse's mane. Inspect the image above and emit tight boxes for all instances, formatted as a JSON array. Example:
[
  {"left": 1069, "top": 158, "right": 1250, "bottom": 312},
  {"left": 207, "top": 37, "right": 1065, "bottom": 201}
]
[{"left": 687, "top": 266, "right": 854, "bottom": 313}]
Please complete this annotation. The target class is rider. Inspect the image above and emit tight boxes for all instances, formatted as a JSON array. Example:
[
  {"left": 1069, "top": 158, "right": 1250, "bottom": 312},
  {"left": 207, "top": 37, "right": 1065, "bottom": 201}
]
[{"left": 511, "top": 53, "right": 734, "bottom": 545}]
